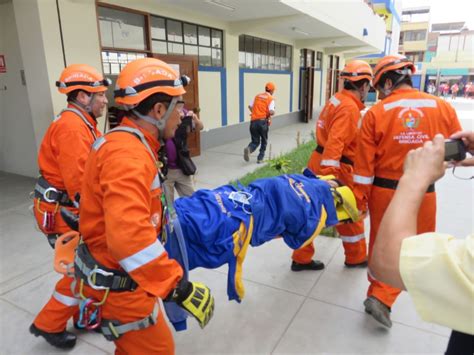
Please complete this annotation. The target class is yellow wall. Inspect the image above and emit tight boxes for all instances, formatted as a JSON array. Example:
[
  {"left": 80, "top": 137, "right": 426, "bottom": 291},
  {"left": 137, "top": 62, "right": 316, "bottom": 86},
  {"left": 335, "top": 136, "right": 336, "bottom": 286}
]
[
  {"left": 401, "top": 21, "right": 429, "bottom": 31},
  {"left": 401, "top": 40, "right": 428, "bottom": 52},
  {"left": 198, "top": 71, "right": 222, "bottom": 130}
]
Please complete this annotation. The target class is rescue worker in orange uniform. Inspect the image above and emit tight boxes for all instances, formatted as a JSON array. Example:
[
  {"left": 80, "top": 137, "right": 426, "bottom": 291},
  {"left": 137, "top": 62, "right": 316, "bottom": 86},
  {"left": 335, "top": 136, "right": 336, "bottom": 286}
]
[
  {"left": 30, "top": 64, "right": 110, "bottom": 348},
  {"left": 244, "top": 82, "right": 276, "bottom": 163},
  {"left": 353, "top": 54, "right": 462, "bottom": 328},
  {"left": 76, "top": 58, "right": 214, "bottom": 354},
  {"left": 291, "top": 60, "right": 372, "bottom": 272}
]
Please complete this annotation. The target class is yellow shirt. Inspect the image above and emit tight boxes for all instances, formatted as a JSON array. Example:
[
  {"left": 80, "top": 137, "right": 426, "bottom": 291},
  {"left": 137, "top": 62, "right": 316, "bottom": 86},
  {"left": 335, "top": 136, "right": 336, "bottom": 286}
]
[{"left": 400, "top": 233, "right": 474, "bottom": 335}]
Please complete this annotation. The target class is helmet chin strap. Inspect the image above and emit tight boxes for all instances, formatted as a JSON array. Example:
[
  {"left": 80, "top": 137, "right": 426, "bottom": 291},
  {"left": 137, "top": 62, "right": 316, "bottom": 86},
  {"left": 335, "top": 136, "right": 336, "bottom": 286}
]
[
  {"left": 132, "top": 96, "right": 179, "bottom": 140},
  {"left": 72, "top": 93, "right": 97, "bottom": 119}
]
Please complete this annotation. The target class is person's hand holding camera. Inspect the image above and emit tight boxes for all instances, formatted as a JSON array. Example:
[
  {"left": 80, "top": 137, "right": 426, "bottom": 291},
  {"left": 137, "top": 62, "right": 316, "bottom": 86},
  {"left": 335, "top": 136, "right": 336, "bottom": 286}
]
[
  {"left": 450, "top": 131, "right": 474, "bottom": 167},
  {"left": 402, "top": 134, "right": 447, "bottom": 190}
]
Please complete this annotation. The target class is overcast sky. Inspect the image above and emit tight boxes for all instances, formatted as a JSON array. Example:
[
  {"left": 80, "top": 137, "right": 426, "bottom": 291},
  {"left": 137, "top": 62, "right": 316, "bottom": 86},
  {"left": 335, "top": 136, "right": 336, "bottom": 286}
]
[{"left": 402, "top": 0, "right": 474, "bottom": 29}]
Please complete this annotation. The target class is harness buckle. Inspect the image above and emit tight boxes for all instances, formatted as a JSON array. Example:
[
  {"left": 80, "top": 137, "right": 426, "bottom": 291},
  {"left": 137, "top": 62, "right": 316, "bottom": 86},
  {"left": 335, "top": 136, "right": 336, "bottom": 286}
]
[
  {"left": 43, "top": 187, "right": 58, "bottom": 203},
  {"left": 87, "top": 267, "right": 114, "bottom": 290}
]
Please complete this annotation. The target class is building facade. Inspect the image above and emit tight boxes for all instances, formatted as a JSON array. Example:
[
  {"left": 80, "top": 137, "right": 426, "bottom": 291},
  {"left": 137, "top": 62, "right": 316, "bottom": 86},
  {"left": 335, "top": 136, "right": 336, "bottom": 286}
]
[{"left": 0, "top": 0, "right": 387, "bottom": 177}]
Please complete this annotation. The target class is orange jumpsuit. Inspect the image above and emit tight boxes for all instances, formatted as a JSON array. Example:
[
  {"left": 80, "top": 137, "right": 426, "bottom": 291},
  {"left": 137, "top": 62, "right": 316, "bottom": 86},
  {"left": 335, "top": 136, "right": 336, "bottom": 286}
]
[
  {"left": 79, "top": 117, "right": 183, "bottom": 354},
  {"left": 293, "top": 90, "right": 367, "bottom": 265},
  {"left": 353, "top": 88, "right": 461, "bottom": 307},
  {"left": 33, "top": 103, "right": 100, "bottom": 333}
]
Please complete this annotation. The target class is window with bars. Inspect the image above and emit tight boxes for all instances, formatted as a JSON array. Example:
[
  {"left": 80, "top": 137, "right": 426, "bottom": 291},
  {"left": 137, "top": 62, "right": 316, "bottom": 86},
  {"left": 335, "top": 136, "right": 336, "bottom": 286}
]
[
  {"left": 98, "top": 7, "right": 147, "bottom": 51},
  {"left": 101, "top": 51, "right": 147, "bottom": 75},
  {"left": 239, "top": 35, "right": 292, "bottom": 71},
  {"left": 150, "top": 16, "right": 224, "bottom": 67}
]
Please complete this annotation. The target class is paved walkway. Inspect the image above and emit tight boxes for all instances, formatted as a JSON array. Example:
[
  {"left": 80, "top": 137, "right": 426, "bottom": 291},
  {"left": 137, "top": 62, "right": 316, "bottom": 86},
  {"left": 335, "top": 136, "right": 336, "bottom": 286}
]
[{"left": 0, "top": 99, "right": 472, "bottom": 354}]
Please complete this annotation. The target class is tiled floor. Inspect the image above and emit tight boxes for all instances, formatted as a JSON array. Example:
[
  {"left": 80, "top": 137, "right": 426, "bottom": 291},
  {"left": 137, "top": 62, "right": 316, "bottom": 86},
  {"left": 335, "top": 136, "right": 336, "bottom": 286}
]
[{"left": 1, "top": 100, "right": 472, "bottom": 354}]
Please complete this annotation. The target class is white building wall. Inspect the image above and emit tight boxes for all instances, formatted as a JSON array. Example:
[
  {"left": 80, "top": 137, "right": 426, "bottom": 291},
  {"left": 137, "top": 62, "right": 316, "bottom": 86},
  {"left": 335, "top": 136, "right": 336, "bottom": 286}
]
[
  {"left": 0, "top": 1, "right": 40, "bottom": 176},
  {"left": 198, "top": 71, "right": 222, "bottom": 130}
]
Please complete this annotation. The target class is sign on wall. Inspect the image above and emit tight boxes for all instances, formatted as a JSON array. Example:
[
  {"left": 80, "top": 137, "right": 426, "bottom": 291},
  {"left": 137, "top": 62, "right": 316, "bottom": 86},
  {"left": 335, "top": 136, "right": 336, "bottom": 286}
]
[{"left": 0, "top": 55, "right": 6, "bottom": 73}]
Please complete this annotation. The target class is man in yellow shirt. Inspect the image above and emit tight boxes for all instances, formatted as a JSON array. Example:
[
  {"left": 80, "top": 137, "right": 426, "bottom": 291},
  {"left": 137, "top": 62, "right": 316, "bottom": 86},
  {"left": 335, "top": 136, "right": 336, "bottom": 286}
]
[{"left": 370, "top": 132, "right": 474, "bottom": 355}]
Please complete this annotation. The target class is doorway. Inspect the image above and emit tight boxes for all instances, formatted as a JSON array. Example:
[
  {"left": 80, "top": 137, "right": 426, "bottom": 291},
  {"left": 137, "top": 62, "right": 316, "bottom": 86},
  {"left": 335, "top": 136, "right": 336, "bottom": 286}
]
[
  {"left": 153, "top": 54, "right": 201, "bottom": 156},
  {"left": 300, "top": 49, "right": 315, "bottom": 123}
]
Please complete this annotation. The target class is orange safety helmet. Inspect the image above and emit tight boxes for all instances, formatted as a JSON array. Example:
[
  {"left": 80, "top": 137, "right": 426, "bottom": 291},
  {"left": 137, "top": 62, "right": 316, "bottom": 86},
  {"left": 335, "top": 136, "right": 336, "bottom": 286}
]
[
  {"left": 373, "top": 54, "right": 416, "bottom": 88},
  {"left": 340, "top": 60, "right": 373, "bottom": 82},
  {"left": 56, "top": 64, "right": 110, "bottom": 94},
  {"left": 114, "top": 58, "right": 189, "bottom": 108},
  {"left": 265, "top": 82, "right": 276, "bottom": 92}
]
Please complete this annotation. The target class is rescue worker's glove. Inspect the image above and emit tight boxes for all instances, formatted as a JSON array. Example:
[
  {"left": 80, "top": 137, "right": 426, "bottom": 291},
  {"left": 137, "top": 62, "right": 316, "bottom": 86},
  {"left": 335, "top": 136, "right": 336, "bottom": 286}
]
[{"left": 166, "top": 279, "right": 215, "bottom": 328}]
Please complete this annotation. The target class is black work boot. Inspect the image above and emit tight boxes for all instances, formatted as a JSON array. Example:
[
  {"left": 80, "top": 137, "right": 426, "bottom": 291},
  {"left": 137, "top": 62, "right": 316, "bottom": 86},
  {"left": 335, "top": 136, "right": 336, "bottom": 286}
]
[
  {"left": 344, "top": 260, "right": 368, "bottom": 268},
  {"left": 30, "top": 323, "right": 77, "bottom": 349},
  {"left": 291, "top": 260, "right": 325, "bottom": 271}
]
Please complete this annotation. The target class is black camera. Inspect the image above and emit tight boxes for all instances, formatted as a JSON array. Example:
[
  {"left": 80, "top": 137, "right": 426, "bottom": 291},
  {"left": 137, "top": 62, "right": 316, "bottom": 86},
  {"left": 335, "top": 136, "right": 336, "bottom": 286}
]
[{"left": 444, "top": 139, "right": 467, "bottom": 161}]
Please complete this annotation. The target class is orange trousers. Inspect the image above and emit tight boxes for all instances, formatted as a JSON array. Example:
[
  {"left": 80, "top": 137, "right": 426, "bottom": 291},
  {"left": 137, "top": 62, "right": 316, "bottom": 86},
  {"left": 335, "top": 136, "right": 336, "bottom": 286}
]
[
  {"left": 33, "top": 199, "right": 79, "bottom": 332},
  {"left": 367, "top": 186, "right": 436, "bottom": 308},
  {"left": 292, "top": 162, "right": 367, "bottom": 265},
  {"left": 80, "top": 283, "right": 175, "bottom": 354},
  {"left": 114, "top": 307, "right": 174, "bottom": 355}
]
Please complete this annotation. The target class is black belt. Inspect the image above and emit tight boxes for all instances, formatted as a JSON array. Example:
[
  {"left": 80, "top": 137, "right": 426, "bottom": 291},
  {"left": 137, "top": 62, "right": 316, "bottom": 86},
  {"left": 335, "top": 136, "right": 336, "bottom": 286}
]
[
  {"left": 75, "top": 243, "right": 137, "bottom": 292},
  {"left": 373, "top": 176, "right": 435, "bottom": 193},
  {"left": 315, "top": 145, "right": 354, "bottom": 166},
  {"left": 34, "top": 176, "right": 74, "bottom": 207}
]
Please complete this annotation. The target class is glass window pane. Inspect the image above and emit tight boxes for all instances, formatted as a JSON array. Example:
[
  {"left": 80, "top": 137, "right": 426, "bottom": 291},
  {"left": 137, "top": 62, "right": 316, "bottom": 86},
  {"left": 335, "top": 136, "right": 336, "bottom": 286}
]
[
  {"left": 167, "top": 20, "right": 183, "bottom": 43},
  {"left": 245, "top": 52, "right": 253, "bottom": 68},
  {"left": 98, "top": 7, "right": 146, "bottom": 50},
  {"left": 212, "top": 48, "right": 222, "bottom": 66},
  {"left": 262, "top": 54, "right": 268, "bottom": 69},
  {"left": 261, "top": 40, "right": 268, "bottom": 55},
  {"left": 184, "top": 23, "right": 197, "bottom": 44},
  {"left": 152, "top": 40, "right": 167, "bottom": 54},
  {"left": 254, "top": 38, "right": 261, "bottom": 54},
  {"left": 212, "top": 29, "right": 222, "bottom": 48},
  {"left": 198, "top": 26, "right": 211, "bottom": 46},
  {"left": 268, "top": 42, "right": 274, "bottom": 56},
  {"left": 151, "top": 17, "right": 166, "bottom": 40},
  {"left": 239, "top": 51, "right": 246, "bottom": 68},
  {"left": 199, "top": 46, "right": 211, "bottom": 66},
  {"left": 254, "top": 53, "right": 261, "bottom": 69},
  {"left": 239, "top": 35, "right": 245, "bottom": 52},
  {"left": 275, "top": 43, "right": 281, "bottom": 69},
  {"left": 185, "top": 44, "right": 198, "bottom": 55},
  {"left": 168, "top": 42, "right": 183, "bottom": 54},
  {"left": 245, "top": 36, "right": 253, "bottom": 52}
]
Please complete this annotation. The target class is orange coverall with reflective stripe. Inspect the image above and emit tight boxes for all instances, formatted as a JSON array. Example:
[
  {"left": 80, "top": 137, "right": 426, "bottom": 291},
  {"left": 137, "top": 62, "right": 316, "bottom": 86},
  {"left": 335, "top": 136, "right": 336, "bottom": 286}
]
[
  {"left": 79, "top": 117, "right": 183, "bottom": 354},
  {"left": 33, "top": 104, "right": 100, "bottom": 333},
  {"left": 293, "top": 90, "right": 367, "bottom": 265},
  {"left": 353, "top": 88, "right": 461, "bottom": 308}
]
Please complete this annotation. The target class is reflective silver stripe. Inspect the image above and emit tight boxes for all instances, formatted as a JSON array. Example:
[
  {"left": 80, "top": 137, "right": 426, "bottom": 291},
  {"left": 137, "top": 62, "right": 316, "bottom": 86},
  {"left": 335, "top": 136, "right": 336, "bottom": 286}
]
[
  {"left": 321, "top": 159, "right": 340, "bottom": 168},
  {"left": 53, "top": 291, "right": 79, "bottom": 306},
  {"left": 330, "top": 96, "right": 341, "bottom": 107},
  {"left": 383, "top": 99, "right": 437, "bottom": 111},
  {"left": 92, "top": 136, "right": 107, "bottom": 151},
  {"left": 61, "top": 107, "right": 97, "bottom": 140},
  {"left": 119, "top": 240, "right": 165, "bottom": 273},
  {"left": 151, "top": 174, "right": 160, "bottom": 190},
  {"left": 340, "top": 234, "right": 365, "bottom": 243},
  {"left": 354, "top": 175, "right": 374, "bottom": 185}
]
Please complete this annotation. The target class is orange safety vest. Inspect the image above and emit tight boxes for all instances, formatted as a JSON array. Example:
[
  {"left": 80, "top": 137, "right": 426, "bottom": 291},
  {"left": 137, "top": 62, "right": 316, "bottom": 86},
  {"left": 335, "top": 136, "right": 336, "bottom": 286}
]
[
  {"left": 79, "top": 117, "right": 182, "bottom": 315},
  {"left": 251, "top": 92, "right": 274, "bottom": 120},
  {"left": 353, "top": 88, "right": 462, "bottom": 209}
]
